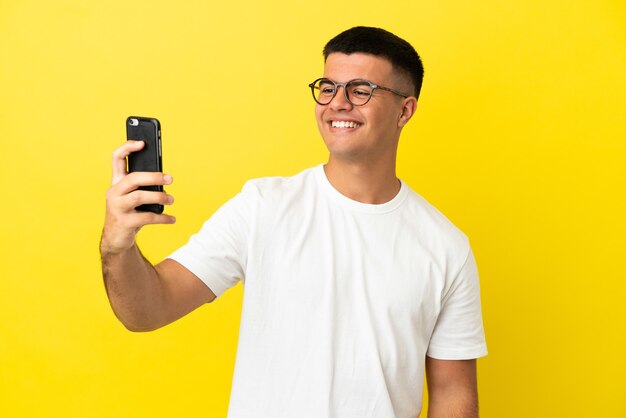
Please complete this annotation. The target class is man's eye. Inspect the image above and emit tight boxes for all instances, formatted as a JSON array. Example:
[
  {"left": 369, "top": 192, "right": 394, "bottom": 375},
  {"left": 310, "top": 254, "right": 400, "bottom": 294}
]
[
  {"left": 352, "top": 89, "right": 370, "bottom": 97},
  {"left": 320, "top": 87, "right": 336, "bottom": 95}
]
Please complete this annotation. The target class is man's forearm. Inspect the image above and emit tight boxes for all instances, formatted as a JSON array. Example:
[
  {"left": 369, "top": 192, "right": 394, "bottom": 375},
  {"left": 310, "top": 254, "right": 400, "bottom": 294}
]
[{"left": 100, "top": 240, "right": 167, "bottom": 332}]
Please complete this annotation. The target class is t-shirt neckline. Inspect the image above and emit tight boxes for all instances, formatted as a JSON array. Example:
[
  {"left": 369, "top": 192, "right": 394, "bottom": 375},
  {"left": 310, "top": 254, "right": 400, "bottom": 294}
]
[{"left": 314, "top": 164, "right": 408, "bottom": 214}]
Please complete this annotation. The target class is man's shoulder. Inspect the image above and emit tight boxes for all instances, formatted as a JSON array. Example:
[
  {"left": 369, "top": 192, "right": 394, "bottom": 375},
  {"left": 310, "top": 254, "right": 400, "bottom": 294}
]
[{"left": 401, "top": 184, "right": 471, "bottom": 251}]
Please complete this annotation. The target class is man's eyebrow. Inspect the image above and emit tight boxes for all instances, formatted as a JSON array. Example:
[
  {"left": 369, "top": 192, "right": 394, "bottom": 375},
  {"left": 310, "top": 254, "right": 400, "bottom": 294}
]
[{"left": 349, "top": 79, "right": 371, "bottom": 86}]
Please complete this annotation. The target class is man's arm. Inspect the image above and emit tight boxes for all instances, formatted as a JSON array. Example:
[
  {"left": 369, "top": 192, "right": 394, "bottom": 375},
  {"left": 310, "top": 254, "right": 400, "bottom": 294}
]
[
  {"left": 425, "top": 357, "right": 479, "bottom": 418},
  {"left": 100, "top": 140, "right": 215, "bottom": 332}
]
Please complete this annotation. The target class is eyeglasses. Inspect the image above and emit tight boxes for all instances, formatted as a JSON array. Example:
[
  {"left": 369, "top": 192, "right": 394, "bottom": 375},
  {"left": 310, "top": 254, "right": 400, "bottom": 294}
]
[{"left": 308, "top": 78, "right": 409, "bottom": 106}]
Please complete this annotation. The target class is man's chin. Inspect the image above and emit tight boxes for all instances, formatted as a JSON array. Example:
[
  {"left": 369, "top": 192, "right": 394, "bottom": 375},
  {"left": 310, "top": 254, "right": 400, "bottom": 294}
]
[{"left": 325, "top": 145, "right": 368, "bottom": 163}]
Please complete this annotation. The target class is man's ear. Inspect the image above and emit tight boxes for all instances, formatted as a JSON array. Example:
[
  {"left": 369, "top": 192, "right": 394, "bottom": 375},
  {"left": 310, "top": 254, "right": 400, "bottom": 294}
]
[{"left": 397, "top": 96, "right": 418, "bottom": 128}]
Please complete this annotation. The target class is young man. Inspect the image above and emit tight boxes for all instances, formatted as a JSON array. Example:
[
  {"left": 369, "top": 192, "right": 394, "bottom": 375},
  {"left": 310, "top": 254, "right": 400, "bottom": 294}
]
[{"left": 101, "top": 27, "right": 487, "bottom": 418}]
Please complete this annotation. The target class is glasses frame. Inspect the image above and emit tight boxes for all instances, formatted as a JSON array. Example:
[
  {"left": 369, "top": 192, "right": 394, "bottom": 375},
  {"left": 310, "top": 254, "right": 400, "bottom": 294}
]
[{"left": 308, "top": 77, "right": 410, "bottom": 106}]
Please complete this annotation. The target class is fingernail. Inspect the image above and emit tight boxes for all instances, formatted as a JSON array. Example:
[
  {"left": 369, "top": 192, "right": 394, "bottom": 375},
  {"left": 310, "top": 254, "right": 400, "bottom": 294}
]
[
  {"left": 163, "top": 174, "right": 173, "bottom": 184},
  {"left": 170, "top": 216, "right": 176, "bottom": 223},
  {"left": 166, "top": 195, "right": 174, "bottom": 204}
]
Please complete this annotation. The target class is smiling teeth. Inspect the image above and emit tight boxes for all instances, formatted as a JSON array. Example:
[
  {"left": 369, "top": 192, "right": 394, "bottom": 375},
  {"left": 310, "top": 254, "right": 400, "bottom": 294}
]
[{"left": 332, "top": 121, "right": 359, "bottom": 128}]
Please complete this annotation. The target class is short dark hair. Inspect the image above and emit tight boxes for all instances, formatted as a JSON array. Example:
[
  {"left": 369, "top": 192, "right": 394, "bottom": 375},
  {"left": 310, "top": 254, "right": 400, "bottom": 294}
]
[{"left": 323, "top": 26, "right": 424, "bottom": 99}]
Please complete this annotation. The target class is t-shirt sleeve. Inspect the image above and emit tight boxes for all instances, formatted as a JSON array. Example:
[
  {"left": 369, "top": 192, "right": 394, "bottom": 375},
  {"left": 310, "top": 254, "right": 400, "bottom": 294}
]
[
  {"left": 427, "top": 248, "right": 488, "bottom": 360},
  {"left": 166, "top": 183, "right": 254, "bottom": 298}
]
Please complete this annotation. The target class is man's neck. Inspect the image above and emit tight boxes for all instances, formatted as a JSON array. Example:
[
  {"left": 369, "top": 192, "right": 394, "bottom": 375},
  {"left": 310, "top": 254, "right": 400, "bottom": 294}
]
[{"left": 323, "top": 156, "right": 400, "bottom": 204}]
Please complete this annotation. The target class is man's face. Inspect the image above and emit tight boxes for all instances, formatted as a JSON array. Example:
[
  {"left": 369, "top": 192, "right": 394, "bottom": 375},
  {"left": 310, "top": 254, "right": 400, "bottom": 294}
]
[{"left": 315, "top": 52, "right": 410, "bottom": 163}]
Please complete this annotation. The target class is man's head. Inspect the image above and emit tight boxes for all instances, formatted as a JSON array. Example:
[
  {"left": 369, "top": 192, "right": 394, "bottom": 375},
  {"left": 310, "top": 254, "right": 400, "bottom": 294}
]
[
  {"left": 313, "top": 27, "right": 422, "bottom": 164},
  {"left": 323, "top": 26, "right": 424, "bottom": 100}
]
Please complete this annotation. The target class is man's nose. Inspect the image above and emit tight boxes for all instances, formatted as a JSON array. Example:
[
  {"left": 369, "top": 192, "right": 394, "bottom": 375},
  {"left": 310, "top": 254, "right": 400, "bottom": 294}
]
[{"left": 329, "top": 86, "right": 353, "bottom": 110}]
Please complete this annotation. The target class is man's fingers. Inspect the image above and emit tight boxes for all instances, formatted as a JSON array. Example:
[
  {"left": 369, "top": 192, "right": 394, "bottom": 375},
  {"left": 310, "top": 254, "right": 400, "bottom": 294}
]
[
  {"left": 106, "top": 186, "right": 174, "bottom": 213},
  {"left": 111, "top": 140, "right": 145, "bottom": 185},
  {"left": 110, "top": 211, "right": 176, "bottom": 234},
  {"left": 129, "top": 211, "right": 177, "bottom": 226},
  {"left": 121, "top": 190, "right": 174, "bottom": 210},
  {"left": 110, "top": 172, "right": 173, "bottom": 196}
]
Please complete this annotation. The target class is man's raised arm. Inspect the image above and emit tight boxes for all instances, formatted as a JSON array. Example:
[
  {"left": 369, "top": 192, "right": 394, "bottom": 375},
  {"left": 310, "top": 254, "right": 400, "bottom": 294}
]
[{"left": 100, "top": 140, "right": 215, "bottom": 332}]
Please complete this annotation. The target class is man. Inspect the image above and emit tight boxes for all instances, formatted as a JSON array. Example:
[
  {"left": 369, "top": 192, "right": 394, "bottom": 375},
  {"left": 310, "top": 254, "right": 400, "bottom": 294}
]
[{"left": 101, "top": 26, "right": 487, "bottom": 418}]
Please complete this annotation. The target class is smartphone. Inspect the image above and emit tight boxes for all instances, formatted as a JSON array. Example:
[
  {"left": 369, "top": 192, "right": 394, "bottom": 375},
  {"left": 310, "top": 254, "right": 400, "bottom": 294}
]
[{"left": 126, "top": 116, "right": 164, "bottom": 214}]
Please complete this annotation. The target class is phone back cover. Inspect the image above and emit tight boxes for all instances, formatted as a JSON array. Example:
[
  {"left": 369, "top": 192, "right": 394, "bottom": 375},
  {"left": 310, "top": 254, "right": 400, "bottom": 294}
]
[
  {"left": 126, "top": 117, "right": 161, "bottom": 173},
  {"left": 126, "top": 117, "right": 163, "bottom": 213}
]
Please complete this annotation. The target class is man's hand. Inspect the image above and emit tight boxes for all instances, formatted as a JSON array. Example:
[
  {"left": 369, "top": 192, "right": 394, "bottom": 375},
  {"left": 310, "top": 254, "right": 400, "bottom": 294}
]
[{"left": 101, "top": 140, "right": 176, "bottom": 256}]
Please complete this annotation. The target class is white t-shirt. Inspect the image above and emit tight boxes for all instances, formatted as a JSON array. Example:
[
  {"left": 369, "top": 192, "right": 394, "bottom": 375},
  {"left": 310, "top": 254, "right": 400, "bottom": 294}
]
[{"left": 168, "top": 165, "right": 487, "bottom": 418}]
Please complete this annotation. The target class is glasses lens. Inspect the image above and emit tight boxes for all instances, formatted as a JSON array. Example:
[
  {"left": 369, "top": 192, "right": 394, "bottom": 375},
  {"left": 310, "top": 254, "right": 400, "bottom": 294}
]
[
  {"left": 312, "top": 79, "right": 336, "bottom": 104},
  {"left": 346, "top": 80, "right": 373, "bottom": 105}
]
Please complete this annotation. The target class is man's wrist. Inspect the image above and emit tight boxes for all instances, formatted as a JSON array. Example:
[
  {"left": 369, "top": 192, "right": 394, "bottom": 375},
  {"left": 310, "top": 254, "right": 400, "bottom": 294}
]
[{"left": 99, "top": 231, "right": 136, "bottom": 259}]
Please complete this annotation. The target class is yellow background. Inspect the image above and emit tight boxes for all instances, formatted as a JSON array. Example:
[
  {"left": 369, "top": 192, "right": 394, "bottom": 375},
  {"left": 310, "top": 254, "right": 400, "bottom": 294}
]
[{"left": 1, "top": 0, "right": 625, "bottom": 416}]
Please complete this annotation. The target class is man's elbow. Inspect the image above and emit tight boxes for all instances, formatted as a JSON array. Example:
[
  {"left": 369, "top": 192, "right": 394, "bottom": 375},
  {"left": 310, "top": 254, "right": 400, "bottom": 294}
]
[
  {"left": 121, "top": 321, "right": 161, "bottom": 332},
  {"left": 112, "top": 309, "right": 166, "bottom": 332}
]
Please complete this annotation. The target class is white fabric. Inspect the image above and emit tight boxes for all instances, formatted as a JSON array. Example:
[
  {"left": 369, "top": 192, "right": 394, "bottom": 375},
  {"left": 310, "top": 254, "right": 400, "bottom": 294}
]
[{"left": 168, "top": 165, "right": 487, "bottom": 418}]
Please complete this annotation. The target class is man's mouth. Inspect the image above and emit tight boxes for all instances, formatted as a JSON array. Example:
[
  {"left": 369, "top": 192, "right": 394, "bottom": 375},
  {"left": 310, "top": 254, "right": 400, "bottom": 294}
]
[{"left": 331, "top": 120, "right": 361, "bottom": 129}]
